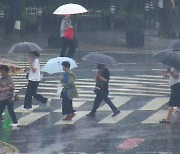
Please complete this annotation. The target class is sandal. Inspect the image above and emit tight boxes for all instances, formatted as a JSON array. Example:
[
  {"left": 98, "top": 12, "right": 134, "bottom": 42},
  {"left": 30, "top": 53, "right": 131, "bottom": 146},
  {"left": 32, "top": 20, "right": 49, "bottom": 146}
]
[{"left": 159, "top": 119, "right": 170, "bottom": 124}]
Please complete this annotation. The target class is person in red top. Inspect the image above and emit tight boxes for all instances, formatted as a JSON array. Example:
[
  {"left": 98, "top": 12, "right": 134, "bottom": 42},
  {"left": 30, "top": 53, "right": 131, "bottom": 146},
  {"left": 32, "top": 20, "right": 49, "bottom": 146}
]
[{"left": 60, "top": 14, "right": 75, "bottom": 58}]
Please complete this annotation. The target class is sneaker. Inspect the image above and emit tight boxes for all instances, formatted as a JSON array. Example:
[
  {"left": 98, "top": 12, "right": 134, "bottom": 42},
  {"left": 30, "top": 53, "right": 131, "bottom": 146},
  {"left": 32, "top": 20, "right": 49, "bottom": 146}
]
[
  {"left": 70, "top": 112, "right": 76, "bottom": 119},
  {"left": 46, "top": 98, "right": 52, "bottom": 107},
  {"left": 174, "top": 107, "right": 180, "bottom": 112},
  {"left": 62, "top": 115, "right": 72, "bottom": 121},
  {"left": 112, "top": 110, "right": 120, "bottom": 117},
  {"left": 22, "top": 108, "right": 33, "bottom": 112},
  {"left": 11, "top": 122, "right": 19, "bottom": 127}
]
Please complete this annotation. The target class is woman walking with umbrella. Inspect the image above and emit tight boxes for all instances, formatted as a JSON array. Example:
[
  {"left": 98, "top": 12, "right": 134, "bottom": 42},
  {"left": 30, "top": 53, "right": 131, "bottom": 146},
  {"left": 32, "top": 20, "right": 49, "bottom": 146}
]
[
  {"left": 159, "top": 67, "right": 180, "bottom": 123},
  {"left": 154, "top": 48, "right": 180, "bottom": 123},
  {"left": 60, "top": 14, "right": 75, "bottom": 58},
  {"left": 61, "top": 61, "right": 78, "bottom": 120},
  {"left": 53, "top": 3, "right": 87, "bottom": 58},
  {"left": 82, "top": 53, "right": 120, "bottom": 117},
  {"left": 23, "top": 51, "right": 51, "bottom": 111}
]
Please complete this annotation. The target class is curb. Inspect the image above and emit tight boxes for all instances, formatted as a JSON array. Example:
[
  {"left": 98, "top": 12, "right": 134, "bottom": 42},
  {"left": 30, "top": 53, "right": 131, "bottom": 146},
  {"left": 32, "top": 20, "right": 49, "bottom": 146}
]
[{"left": 0, "top": 141, "right": 19, "bottom": 154}]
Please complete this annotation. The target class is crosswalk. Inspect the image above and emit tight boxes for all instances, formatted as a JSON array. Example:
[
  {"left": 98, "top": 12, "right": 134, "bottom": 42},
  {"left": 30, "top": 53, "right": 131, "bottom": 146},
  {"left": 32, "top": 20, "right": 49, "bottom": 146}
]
[
  {"left": 3, "top": 95, "right": 172, "bottom": 126},
  {"left": 3, "top": 61, "right": 174, "bottom": 127}
]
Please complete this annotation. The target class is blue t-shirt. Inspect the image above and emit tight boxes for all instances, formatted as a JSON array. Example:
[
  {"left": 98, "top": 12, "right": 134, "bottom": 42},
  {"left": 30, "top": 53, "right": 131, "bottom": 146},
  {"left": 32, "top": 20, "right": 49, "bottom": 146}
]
[{"left": 61, "top": 72, "right": 68, "bottom": 97}]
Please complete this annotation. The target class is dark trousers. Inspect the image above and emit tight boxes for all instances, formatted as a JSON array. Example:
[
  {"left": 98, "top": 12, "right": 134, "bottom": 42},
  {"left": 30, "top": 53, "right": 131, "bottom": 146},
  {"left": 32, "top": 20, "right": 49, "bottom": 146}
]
[
  {"left": 24, "top": 80, "right": 47, "bottom": 109},
  {"left": 90, "top": 93, "right": 117, "bottom": 114},
  {"left": 62, "top": 96, "right": 74, "bottom": 115},
  {"left": 60, "top": 37, "right": 75, "bottom": 58},
  {"left": 0, "top": 99, "right": 18, "bottom": 123}
]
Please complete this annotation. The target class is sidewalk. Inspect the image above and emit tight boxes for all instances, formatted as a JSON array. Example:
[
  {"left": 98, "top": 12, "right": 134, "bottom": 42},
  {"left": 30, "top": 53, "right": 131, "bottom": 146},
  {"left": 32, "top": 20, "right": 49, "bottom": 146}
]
[{"left": 0, "top": 30, "right": 174, "bottom": 54}]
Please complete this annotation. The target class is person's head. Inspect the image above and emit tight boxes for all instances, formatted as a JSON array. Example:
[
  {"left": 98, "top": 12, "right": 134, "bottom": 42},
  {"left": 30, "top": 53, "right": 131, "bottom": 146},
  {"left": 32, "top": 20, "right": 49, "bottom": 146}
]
[
  {"left": 65, "top": 14, "right": 71, "bottom": 19},
  {"left": 62, "top": 61, "right": 70, "bottom": 72},
  {"left": 29, "top": 51, "right": 40, "bottom": 59},
  {"left": 97, "top": 64, "right": 105, "bottom": 70},
  {"left": 0, "top": 65, "right": 9, "bottom": 77}
]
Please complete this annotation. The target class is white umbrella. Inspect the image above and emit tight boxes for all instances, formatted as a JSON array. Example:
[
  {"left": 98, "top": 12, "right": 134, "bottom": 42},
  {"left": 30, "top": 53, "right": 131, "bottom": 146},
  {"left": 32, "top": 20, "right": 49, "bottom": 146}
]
[
  {"left": 53, "top": 3, "right": 87, "bottom": 15},
  {"left": 41, "top": 57, "right": 77, "bottom": 74}
]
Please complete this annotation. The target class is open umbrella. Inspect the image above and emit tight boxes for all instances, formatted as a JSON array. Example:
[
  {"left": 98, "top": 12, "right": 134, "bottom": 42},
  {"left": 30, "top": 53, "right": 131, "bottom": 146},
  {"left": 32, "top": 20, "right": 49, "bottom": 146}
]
[
  {"left": 82, "top": 53, "right": 118, "bottom": 66},
  {"left": 53, "top": 3, "right": 87, "bottom": 15},
  {"left": 154, "top": 49, "right": 180, "bottom": 69},
  {"left": 41, "top": 57, "right": 77, "bottom": 74},
  {"left": 0, "top": 59, "right": 25, "bottom": 75},
  {"left": 8, "top": 42, "right": 42, "bottom": 53},
  {"left": 167, "top": 39, "right": 180, "bottom": 51}
]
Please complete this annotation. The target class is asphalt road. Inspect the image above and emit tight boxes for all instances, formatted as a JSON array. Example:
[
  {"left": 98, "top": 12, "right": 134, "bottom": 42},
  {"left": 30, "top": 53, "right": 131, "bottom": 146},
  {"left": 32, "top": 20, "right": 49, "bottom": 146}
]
[{"left": 0, "top": 50, "right": 180, "bottom": 154}]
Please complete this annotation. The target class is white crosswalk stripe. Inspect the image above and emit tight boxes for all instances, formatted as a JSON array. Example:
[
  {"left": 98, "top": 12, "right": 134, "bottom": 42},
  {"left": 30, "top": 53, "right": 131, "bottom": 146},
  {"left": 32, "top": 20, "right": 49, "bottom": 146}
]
[
  {"left": 98, "top": 96, "right": 132, "bottom": 111},
  {"left": 14, "top": 105, "right": 39, "bottom": 112},
  {"left": 141, "top": 110, "right": 167, "bottom": 124},
  {"left": 98, "top": 110, "right": 133, "bottom": 124},
  {"left": 139, "top": 97, "right": 169, "bottom": 111},
  {"left": 19, "top": 112, "right": 49, "bottom": 126}
]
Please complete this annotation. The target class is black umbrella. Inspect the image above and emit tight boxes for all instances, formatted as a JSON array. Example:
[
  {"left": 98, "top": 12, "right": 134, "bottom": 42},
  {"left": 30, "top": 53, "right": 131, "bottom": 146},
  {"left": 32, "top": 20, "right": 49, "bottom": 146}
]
[
  {"left": 8, "top": 42, "right": 42, "bottom": 53},
  {"left": 167, "top": 39, "right": 180, "bottom": 51},
  {"left": 154, "top": 49, "right": 180, "bottom": 69},
  {"left": 82, "top": 53, "right": 118, "bottom": 66}
]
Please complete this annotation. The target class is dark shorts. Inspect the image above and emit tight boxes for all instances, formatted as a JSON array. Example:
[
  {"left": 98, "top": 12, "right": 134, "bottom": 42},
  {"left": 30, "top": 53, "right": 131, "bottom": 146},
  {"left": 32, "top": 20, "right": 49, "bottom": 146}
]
[{"left": 168, "top": 82, "right": 180, "bottom": 107}]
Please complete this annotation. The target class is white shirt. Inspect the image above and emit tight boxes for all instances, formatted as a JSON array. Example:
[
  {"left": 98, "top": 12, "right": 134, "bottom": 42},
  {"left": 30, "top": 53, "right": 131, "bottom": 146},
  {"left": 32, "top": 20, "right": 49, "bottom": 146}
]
[
  {"left": 169, "top": 68, "right": 180, "bottom": 86},
  {"left": 28, "top": 59, "right": 41, "bottom": 81}
]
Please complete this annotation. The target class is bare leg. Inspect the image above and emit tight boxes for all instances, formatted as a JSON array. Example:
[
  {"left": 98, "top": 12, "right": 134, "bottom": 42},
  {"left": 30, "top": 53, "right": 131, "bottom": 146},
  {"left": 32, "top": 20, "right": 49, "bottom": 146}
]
[{"left": 166, "top": 107, "right": 174, "bottom": 121}]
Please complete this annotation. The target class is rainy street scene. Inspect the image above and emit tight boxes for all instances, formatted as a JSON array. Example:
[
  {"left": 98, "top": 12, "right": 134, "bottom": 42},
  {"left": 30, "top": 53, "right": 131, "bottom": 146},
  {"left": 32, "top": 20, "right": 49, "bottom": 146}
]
[{"left": 0, "top": 0, "right": 180, "bottom": 154}]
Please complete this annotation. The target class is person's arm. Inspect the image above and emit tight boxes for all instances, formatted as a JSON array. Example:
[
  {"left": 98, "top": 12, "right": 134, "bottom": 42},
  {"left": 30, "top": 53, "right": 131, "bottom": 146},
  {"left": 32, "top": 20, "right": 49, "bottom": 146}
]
[
  {"left": 167, "top": 69, "right": 179, "bottom": 79},
  {"left": 171, "top": 0, "right": 175, "bottom": 9},
  {"left": 29, "top": 59, "right": 38, "bottom": 72},
  {"left": 97, "top": 74, "right": 108, "bottom": 82}
]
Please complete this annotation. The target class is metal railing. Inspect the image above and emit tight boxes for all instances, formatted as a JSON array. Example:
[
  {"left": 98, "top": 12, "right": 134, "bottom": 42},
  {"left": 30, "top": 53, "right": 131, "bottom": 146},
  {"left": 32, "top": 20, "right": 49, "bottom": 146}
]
[{"left": 83, "top": 10, "right": 102, "bottom": 17}]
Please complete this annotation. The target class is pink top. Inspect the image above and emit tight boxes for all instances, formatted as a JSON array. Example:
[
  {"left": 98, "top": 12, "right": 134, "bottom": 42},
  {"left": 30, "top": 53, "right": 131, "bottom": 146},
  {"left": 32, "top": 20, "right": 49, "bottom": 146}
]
[{"left": 0, "top": 76, "right": 14, "bottom": 101}]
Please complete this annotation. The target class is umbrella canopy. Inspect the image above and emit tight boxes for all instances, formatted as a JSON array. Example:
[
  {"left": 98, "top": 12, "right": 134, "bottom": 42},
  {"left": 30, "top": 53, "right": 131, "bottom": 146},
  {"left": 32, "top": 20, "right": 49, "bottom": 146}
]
[
  {"left": 154, "top": 49, "right": 180, "bottom": 69},
  {"left": 41, "top": 57, "right": 77, "bottom": 74},
  {"left": 82, "top": 53, "right": 118, "bottom": 66},
  {"left": 0, "top": 59, "right": 25, "bottom": 75},
  {"left": 167, "top": 39, "right": 180, "bottom": 51},
  {"left": 53, "top": 3, "right": 87, "bottom": 15},
  {"left": 8, "top": 42, "right": 42, "bottom": 53}
]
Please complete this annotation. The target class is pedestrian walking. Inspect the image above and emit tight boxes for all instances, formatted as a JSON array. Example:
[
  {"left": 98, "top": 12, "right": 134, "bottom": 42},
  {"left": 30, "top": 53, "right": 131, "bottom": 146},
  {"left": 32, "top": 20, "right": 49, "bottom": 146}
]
[
  {"left": 60, "top": 14, "right": 75, "bottom": 58},
  {"left": 87, "top": 64, "right": 120, "bottom": 117},
  {"left": 0, "top": 65, "right": 19, "bottom": 127},
  {"left": 23, "top": 51, "right": 51, "bottom": 112},
  {"left": 159, "top": 67, "right": 180, "bottom": 123},
  {"left": 61, "top": 61, "right": 78, "bottom": 120}
]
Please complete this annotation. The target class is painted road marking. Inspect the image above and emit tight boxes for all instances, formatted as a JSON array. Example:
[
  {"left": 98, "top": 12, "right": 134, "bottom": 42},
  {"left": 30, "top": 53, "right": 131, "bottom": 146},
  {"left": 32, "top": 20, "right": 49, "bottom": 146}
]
[
  {"left": 54, "top": 111, "right": 89, "bottom": 125},
  {"left": 116, "top": 138, "right": 144, "bottom": 150},
  {"left": 98, "top": 96, "right": 132, "bottom": 111},
  {"left": 139, "top": 97, "right": 169, "bottom": 111},
  {"left": 14, "top": 105, "right": 39, "bottom": 112},
  {"left": 141, "top": 110, "right": 167, "bottom": 124},
  {"left": 19, "top": 112, "right": 49, "bottom": 126},
  {"left": 98, "top": 110, "right": 133, "bottom": 124}
]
